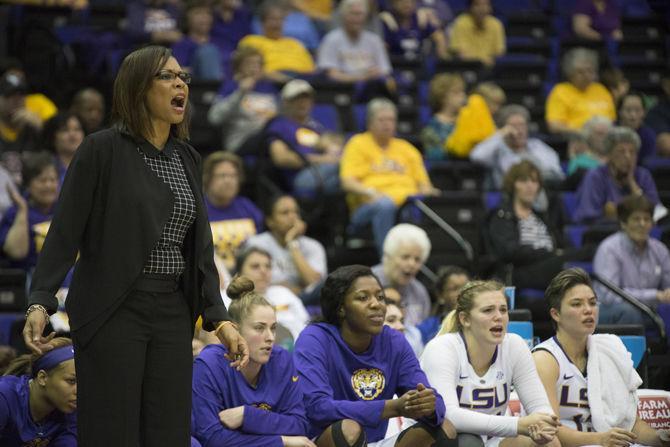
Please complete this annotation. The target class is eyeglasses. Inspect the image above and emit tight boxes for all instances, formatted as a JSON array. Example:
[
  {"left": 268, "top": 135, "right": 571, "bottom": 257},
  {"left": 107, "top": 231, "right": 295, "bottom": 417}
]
[{"left": 154, "top": 70, "right": 192, "bottom": 84}]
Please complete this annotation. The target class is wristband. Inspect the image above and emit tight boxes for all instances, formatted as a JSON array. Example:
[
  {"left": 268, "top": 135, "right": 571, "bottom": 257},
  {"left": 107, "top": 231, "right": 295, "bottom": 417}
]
[{"left": 25, "top": 304, "right": 49, "bottom": 321}]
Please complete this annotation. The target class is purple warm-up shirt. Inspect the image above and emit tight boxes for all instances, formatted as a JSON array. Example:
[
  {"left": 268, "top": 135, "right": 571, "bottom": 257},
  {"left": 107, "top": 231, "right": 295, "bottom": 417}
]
[
  {"left": 0, "top": 375, "right": 77, "bottom": 447},
  {"left": 294, "top": 323, "right": 445, "bottom": 442},
  {"left": 191, "top": 344, "right": 309, "bottom": 447}
]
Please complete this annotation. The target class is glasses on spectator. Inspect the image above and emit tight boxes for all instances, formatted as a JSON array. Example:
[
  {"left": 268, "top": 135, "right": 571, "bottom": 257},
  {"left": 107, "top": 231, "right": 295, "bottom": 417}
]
[{"left": 154, "top": 70, "right": 192, "bottom": 84}]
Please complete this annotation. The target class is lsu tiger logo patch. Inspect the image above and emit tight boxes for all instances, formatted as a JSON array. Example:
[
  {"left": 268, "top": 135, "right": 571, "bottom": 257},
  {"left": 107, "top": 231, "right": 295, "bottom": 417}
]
[
  {"left": 254, "top": 402, "right": 272, "bottom": 411},
  {"left": 351, "top": 368, "right": 385, "bottom": 400}
]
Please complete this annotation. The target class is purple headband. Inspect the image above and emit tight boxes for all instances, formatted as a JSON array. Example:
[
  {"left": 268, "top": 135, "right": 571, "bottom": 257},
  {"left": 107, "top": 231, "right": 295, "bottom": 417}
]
[{"left": 32, "top": 346, "right": 75, "bottom": 377}]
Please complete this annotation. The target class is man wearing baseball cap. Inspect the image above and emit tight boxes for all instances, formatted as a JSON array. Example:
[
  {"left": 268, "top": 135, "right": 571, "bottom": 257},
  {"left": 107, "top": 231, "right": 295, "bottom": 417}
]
[
  {"left": 0, "top": 72, "right": 42, "bottom": 154},
  {"left": 266, "top": 79, "right": 342, "bottom": 195}
]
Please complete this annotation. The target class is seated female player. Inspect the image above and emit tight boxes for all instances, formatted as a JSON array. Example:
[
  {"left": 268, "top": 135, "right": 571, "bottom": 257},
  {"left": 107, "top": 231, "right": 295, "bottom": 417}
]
[
  {"left": 0, "top": 337, "right": 76, "bottom": 446},
  {"left": 294, "top": 264, "right": 456, "bottom": 447},
  {"left": 533, "top": 267, "right": 670, "bottom": 446},
  {"left": 191, "top": 276, "right": 315, "bottom": 447},
  {"left": 421, "top": 280, "right": 561, "bottom": 447}
]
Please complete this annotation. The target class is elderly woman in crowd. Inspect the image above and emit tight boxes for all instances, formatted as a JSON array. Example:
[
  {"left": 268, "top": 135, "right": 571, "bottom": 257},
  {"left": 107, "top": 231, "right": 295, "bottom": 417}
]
[
  {"left": 340, "top": 98, "right": 438, "bottom": 254},
  {"left": 574, "top": 126, "right": 661, "bottom": 223},
  {"left": 545, "top": 48, "right": 616, "bottom": 135},
  {"left": 203, "top": 151, "right": 264, "bottom": 272},
  {"left": 318, "top": 0, "right": 391, "bottom": 84},
  {"left": 371, "top": 223, "right": 432, "bottom": 327},
  {"left": 471, "top": 104, "right": 565, "bottom": 189}
]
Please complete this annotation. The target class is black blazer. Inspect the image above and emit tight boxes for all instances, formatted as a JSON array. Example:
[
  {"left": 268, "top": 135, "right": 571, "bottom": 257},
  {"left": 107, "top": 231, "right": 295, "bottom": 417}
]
[{"left": 29, "top": 128, "right": 228, "bottom": 346}]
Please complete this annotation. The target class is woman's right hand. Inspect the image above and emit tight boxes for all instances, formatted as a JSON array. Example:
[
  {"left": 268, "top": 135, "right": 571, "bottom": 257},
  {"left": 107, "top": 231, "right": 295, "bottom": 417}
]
[
  {"left": 22, "top": 308, "right": 55, "bottom": 354},
  {"left": 281, "top": 436, "right": 316, "bottom": 447},
  {"left": 518, "top": 413, "right": 559, "bottom": 437},
  {"left": 597, "top": 428, "right": 637, "bottom": 447},
  {"left": 7, "top": 184, "right": 27, "bottom": 215}
]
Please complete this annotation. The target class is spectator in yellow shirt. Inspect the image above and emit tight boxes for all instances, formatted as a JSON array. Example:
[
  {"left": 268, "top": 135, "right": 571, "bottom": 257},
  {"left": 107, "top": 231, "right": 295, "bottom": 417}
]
[
  {"left": 448, "top": 0, "right": 506, "bottom": 67},
  {"left": 290, "top": 0, "right": 332, "bottom": 22},
  {"left": 340, "top": 98, "right": 439, "bottom": 254},
  {"left": 446, "top": 81, "right": 505, "bottom": 158},
  {"left": 238, "top": 0, "right": 316, "bottom": 83},
  {"left": 545, "top": 47, "right": 616, "bottom": 135}
]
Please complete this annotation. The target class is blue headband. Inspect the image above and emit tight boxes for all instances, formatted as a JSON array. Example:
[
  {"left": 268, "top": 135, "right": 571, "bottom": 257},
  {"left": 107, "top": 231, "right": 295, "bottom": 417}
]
[{"left": 32, "top": 346, "right": 75, "bottom": 377}]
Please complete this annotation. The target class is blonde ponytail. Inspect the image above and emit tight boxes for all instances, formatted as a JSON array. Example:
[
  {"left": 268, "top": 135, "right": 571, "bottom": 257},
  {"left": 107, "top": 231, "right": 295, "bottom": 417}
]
[{"left": 438, "top": 310, "right": 459, "bottom": 336}]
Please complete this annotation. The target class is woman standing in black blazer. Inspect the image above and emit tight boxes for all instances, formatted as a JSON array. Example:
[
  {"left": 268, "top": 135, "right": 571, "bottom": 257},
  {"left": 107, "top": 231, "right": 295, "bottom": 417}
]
[{"left": 21, "top": 45, "right": 249, "bottom": 447}]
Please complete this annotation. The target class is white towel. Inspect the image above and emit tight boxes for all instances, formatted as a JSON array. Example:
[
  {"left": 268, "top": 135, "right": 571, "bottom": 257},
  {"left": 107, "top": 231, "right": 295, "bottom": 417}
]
[{"left": 587, "top": 334, "right": 642, "bottom": 432}]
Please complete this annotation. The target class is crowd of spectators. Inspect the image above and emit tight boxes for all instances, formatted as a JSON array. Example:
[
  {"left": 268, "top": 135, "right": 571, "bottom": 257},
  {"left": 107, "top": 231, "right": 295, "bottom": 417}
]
[
  {"left": 2, "top": 0, "right": 670, "bottom": 383},
  {"left": 1, "top": 1, "right": 670, "bottom": 446}
]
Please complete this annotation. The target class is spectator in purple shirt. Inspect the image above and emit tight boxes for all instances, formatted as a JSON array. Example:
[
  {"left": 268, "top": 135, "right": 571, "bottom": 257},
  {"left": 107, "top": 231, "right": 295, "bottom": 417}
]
[
  {"left": 171, "top": 1, "right": 224, "bottom": 81},
  {"left": 203, "top": 152, "right": 264, "bottom": 272},
  {"left": 125, "top": 0, "right": 183, "bottom": 46},
  {"left": 0, "top": 152, "right": 58, "bottom": 272},
  {"left": 191, "top": 276, "right": 313, "bottom": 447},
  {"left": 574, "top": 126, "right": 660, "bottom": 223},
  {"left": 380, "top": 0, "right": 448, "bottom": 60},
  {"left": 572, "top": 0, "right": 622, "bottom": 41},
  {"left": 617, "top": 92, "right": 657, "bottom": 164},
  {"left": 267, "top": 80, "right": 342, "bottom": 196},
  {"left": 593, "top": 195, "right": 670, "bottom": 326}
]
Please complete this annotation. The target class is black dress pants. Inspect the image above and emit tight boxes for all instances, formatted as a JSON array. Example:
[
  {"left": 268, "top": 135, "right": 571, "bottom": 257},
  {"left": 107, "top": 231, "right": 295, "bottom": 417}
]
[{"left": 73, "top": 275, "right": 193, "bottom": 447}]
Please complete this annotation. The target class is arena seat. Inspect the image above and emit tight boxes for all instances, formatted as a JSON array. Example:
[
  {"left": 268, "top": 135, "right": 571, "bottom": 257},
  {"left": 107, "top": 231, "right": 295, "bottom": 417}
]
[
  {"left": 484, "top": 191, "right": 502, "bottom": 211},
  {"left": 0, "top": 313, "right": 23, "bottom": 346},
  {"left": 312, "top": 103, "right": 341, "bottom": 132},
  {"left": 508, "top": 321, "right": 535, "bottom": 347},
  {"left": 561, "top": 191, "right": 578, "bottom": 223},
  {"left": 620, "top": 335, "right": 647, "bottom": 368},
  {"left": 0, "top": 270, "right": 26, "bottom": 312},
  {"left": 428, "top": 161, "right": 486, "bottom": 192}
]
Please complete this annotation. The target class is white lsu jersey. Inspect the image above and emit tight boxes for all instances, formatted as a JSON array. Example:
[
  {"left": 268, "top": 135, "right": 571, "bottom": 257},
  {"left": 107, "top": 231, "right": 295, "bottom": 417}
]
[
  {"left": 533, "top": 337, "right": 593, "bottom": 432},
  {"left": 452, "top": 332, "right": 513, "bottom": 417}
]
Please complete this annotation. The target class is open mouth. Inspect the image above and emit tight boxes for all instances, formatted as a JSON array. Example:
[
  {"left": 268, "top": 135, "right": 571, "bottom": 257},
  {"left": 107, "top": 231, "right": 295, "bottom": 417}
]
[
  {"left": 582, "top": 318, "right": 595, "bottom": 325},
  {"left": 171, "top": 95, "right": 186, "bottom": 112},
  {"left": 490, "top": 326, "right": 504, "bottom": 335}
]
